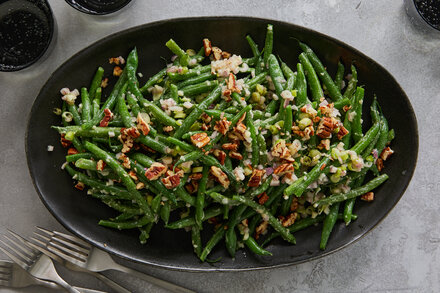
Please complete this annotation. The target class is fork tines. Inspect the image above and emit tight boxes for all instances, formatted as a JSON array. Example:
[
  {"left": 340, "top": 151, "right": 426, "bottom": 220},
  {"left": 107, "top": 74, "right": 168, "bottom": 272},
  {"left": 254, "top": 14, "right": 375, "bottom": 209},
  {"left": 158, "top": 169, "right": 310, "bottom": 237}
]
[
  {"left": 0, "top": 232, "right": 39, "bottom": 270},
  {"left": 0, "top": 262, "right": 12, "bottom": 286}
]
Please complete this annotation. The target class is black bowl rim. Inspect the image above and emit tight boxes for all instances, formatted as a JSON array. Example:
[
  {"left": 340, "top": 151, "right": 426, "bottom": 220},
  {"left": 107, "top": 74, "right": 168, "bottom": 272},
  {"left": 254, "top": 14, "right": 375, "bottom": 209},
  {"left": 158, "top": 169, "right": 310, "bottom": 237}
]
[
  {"left": 0, "top": 0, "right": 56, "bottom": 72},
  {"left": 64, "top": 0, "right": 133, "bottom": 15},
  {"left": 25, "top": 16, "right": 419, "bottom": 272}
]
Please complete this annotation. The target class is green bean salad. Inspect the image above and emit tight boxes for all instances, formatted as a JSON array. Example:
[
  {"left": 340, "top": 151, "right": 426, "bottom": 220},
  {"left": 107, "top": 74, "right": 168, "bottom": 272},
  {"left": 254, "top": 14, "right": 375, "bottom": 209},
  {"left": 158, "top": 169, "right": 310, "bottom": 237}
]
[{"left": 52, "top": 24, "right": 395, "bottom": 260}]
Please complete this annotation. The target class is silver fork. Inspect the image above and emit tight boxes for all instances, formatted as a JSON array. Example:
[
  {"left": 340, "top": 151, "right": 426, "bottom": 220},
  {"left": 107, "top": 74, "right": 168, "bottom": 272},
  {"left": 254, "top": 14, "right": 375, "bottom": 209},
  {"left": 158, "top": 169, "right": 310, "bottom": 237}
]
[
  {"left": 0, "top": 233, "right": 80, "bottom": 293},
  {"left": 33, "top": 227, "right": 195, "bottom": 293},
  {"left": 6, "top": 230, "right": 131, "bottom": 293},
  {"left": 0, "top": 260, "right": 108, "bottom": 293}
]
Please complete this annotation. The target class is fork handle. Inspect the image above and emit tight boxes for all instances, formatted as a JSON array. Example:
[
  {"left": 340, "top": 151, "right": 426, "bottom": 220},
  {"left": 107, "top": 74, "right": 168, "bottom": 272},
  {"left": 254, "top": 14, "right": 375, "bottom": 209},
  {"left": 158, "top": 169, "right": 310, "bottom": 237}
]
[
  {"left": 111, "top": 264, "right": 195, "bottom": 293},
  {"left": 92, "top": 271, "right": 131, "bottom": 293}
]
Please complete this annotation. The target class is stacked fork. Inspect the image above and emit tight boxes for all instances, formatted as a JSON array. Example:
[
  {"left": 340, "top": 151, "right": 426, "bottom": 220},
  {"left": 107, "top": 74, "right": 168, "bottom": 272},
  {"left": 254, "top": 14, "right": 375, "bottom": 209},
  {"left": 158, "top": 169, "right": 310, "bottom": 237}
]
[{"left": 0, "top": 228, "right": 195, "bottom": 293}]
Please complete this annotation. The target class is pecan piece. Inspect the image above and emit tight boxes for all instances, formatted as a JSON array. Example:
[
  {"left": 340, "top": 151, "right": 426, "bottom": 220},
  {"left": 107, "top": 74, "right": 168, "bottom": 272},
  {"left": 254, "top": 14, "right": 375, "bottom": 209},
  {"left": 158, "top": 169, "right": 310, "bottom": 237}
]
[
  {"left": 145, "top": 162, "right": 167, "bottom": 180},
  {"left": 121, "top": 127, "right": 140, "bottom": 138},
  {"left": 74, "top": 182, "right": 85, "bottom": 191},
  {"left": 255, "top": 220, "right": 268, "bottom": 240},
  {"left": 212, "top": 149, "right": 226, "bottom": 165},
  {"left": 100, "top": 78, "right": 109, "bottom": 88},
  {"left": 136, "top": 182, "right": 145, "bottom": 190},
  {"left": 136, "top": 112, "right": 150, "bottom": 136},
  {"left": 271, "top": 140, "right": 291, "bottom": 159},
  {"left": 96, "top": 160, "right": 106, "bottom": 171},
  {"left": 128, "top": 170, "right": 138, "bottom": 181},
  {"left": 99, "top": 108, "right": 114, "bottom": 127},
  {"left": 360, "top": 191, "right": 374, "bottom": 202},
  {"left": 214, "top": 117, "right": 232, "bottom": 135},
  {"left": 290, "top": 197, "right": 299, "bottom": 211},
  {"left": 113, "top": 66, "right": 123, "bottom": 76},
  {"left": 189, "top": 173, "right": 203, "bottom": 181},
  {"left": 190, "top": 132, "right": 210, "bottom": 148},
  {"left": 273, "top": 163, "right": 295, "bottom": 175},
  {"left": 210, "top": 166, "right": 230, "bottom": 188},
  {"left": 161, "top": 170, "right": 184, "bottom": 189},
  {"left": 203, "top": 38, "right": 212, "bottom": 56},
  {"left": 117, "top": 153, "right": 131, "bottom": 169},
  {"left": 67, "top": 147, "right": 78, "bottom": 155},
  {"left": 380, "top": 147, "right": 394, "bottom": 161},
  {"left": 229, "top": 151, "right": 243, "bottom": 160},
  {"left": 279, "top": 213, "right": 297, "bottom": 227},
  {"left": 60, "top": 134, "right": 72, "bottom": 148},
  {"left": 337, "top": 125, "right": 349, "bottom": 140},
  {"left": 257, "top": 192, "right": 269, "bottom": 205},
  {"left": 163, "top": 126, "right": 174, "bottom": 132},
  {"left": 317, "top": 139, "right": 331, "bottom": 151},
  {"left": 222, "top": 143, "right": 238, "bottom": 151},
  {"left": 376, "top": 158, "right": 384, "bottom": 172},
  {"left": 316, "top": 117, "right": 338, "bottom": 138},
  {"left": 212, "top": 46, "right": 222, "bottom": 60},
  {"left": 227, "top": 73, "right": 240, "bottom": 93},
  {"left": 201, "top": 113, "right": 212, "bottom": 124},
  {"left": 248, "top": 169, "right": 265, "bottom": 187}
]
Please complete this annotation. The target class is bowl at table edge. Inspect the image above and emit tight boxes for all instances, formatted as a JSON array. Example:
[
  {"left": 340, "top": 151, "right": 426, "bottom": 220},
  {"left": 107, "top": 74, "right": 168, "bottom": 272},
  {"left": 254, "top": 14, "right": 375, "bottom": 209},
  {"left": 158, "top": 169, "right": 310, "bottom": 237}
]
[{"left": 25, "top": 17, "right": 418, "bottom": 271}]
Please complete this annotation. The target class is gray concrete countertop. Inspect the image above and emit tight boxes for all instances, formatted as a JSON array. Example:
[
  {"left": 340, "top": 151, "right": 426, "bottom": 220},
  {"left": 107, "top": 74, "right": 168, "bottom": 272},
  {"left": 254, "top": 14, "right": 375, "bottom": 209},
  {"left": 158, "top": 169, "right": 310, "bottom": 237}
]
[{"left": 1, "top": 0, "right": 439, "bottom": 292}]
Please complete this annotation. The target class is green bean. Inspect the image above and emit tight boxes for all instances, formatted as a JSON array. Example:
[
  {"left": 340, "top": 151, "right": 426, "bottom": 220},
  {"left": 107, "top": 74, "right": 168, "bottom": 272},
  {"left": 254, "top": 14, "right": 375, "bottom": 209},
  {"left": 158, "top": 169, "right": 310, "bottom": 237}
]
[
  {"left": 225, "top": 223, "right": 237, "bottom": 257},
  {"left": 65, "top": 153, "right": 92, "bottom": 162},
  {"left": 200, "top": 225, "right": 226, "bottom": 262},
  {"left": 257, "top": 113, "right": 279, "bottom": 128},
  {"left": 283, "top": 105, "right": 293, "bottom": 135},
  {"left": 89, "top": 66, "right": 104, "bottom": 100},
  {"left": 98, "top": 198, "right": 143, "bottom": 215},
  {"left": 166, "top": 137, "right": 194, "bottom": 153},
  {"left": 245, "top": 236, "right": 272, "bottom": 256},
  {"left": 267, "top": 54, "right": 286, "bottom": 117},
  {"left": 139, "top": 222, "right": 154, "bottom": 244},
  {"left": 175, "top": 186, "right": 196, "bottom": 206},
  {"left": 167, "top": 65, "right": 211, "bottom": 81},
  {"left": 136, "top": 135, "right": 171, "bottom": 154},
  {"left": 84, "top": 141, "right": 154, "bottom": 222},
  {"left": 320, "top": 202, "right": 340, "bottom": 250},
  {"left": 246, "top": 35, "right": 260, "bottom": 64},
  {"left": 263, "top": 24, "right": 273, "bottom": 67},
  {"left": 314, "top": 174, "right": 389, "bottom": 207},
  {"left": 174, "top": 84, "right": 223, "bottom": 139},
  {"left": 181, "top": 80, "right": 218, "bottom": 96},
  {"left": 116, "top": 83, "right": 134, "bottom": 128},
  {"left": 285, "top": 75, "right": 295, "bottom": 91},
  {"left": 140, "top": 68, "right": 167, "bottom": 94},
  {"left": 246, "top": 114, "right": 260, "bottom": 167},
  {"left": 200, "top": 155, "right": 237, "bottom": 183},
  {"left": 280, "top": 195, "right": 293, "bottom": 216},
  {"left": 246, "top": 73, "right": 267, "bottom": 93},
  {"left": 81, "top": 87, "right": 92, "bottom": 123},
  {"left": 257, "top": 133, "right": 268, "bottom": 165},
  {"left": 129, "top": 152, "right": 155, "bottom": 167},
  {"left": 295, "top": 62, "right": 311, "bottom": 108},
  {"left": 99, "top": 215, "right": 151, "bottom": 230},
  {"left": 232, "top": 195, "right": 296, "bottom": 244},
  {"left": 177, "top": 72, "right": 214, "bottom": 89},
  {"left": 351, "top": 87, "right": 364, "bottom": 143},
  {"left": 53, "top": 126, "right": 122, "bottom": 138},
  {"left": 160, "top": 201, "right": 171, "bottom": 224},
  {"left": 144, "top": 103, "right": 178, "bottom": 128},
  {"left": 165, "top": 39, "right": 190, "bottom": 66},
  {"left": 350, "top": 122, "right": 380, "bottom": 154},
  {"left": 151, "top": 194, "right": 162, "bottom": 214},
  {"left": 196, "top": 166, "right": 209, "bottom": 229},
  {"left": 333, "top": 97, "right": 350, "bottom": 110},
  {"left": 191, "top": 225, "right": 203, "bottom": 258},
  {"left": 75, "top": 158, "right": 97, "bottom": 171},
  {"left": 82, "top": 68, "right": 127, "bottom": 129},
  {"left": 281, "top": 61, "right": 295, "bottom": 80},
  {"left": 299, "top": 52, "right": 323, "bottom": 102},
  {"left": 343, "top": 65, "right": 358, "bottom": 99},
  {"left": 92, "top": 87, "right": 102, "bottom": 119},
  {"left": 126, "top": 48, "right": 145, "bottom": 102},
  {"left": 166, "top": 206, "right": 223, "bottom": 229},
  {"left": 265, "top": 99, "right": 279, "bottom": 116},
  {"left": 299, "top": 42, "right": 343, "bottom": 102},
  {"left": 67, "top": 104, "right": 82, "bottom": 126},
  {"left": 334, "top": 61, "right": 344, "bottom": 91},
  {"left": 112, "top": 212, "right": 136, "bottom": 222},
  {"left": 203, "top": 110, "right": 234, "bottom": 120}
]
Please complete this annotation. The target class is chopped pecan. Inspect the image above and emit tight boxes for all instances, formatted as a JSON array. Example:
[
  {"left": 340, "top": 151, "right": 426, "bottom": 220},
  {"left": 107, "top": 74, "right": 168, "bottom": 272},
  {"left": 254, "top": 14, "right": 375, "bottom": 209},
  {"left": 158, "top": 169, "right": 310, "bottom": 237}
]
[
  {"left": 376, "top": 158, "right": 384, "bottom": 171},
  {"left": 185, "top": 183, "right": 197, "bottom": 194},
  {"left": 201, "top": 113, "right": 212, "bottom": 124},
  {"left": 337, "top": 125, "right": 349, "bottom": 140},
  {"left": 222, "top": 89, "right": 232, "bottom": 100},
  {"left": 237, "top": 112, "right": 246, "bottom": 124},
  {"left": 67, "top": 147, "right": 78, "bottom": 155},
  {"left": 191, "top": 132, "right": 210, "bottom": 148},
  {"left": 222, "top": 143, "right": 238, "bottom": 151},
  {"left": 145, "top": 162, "right": 167, "bottom": 180},
  {"left": 200, "top": 123, "right": 210, "bottom": 131},
  {"left": 119, "top": 135, "right": 134, "bottom": 153},
  {"left": 271, "top": 140, "right": 291, "bottom": 159},
  {"left": 255, "top": 220, "right": 268, "bottom": 240},
  {"left": 100, "top": 78, "right": 109, "bottom": 88},
  {"left": 117, "top": 153, "right": 131, "bottom": 169},
  {"left": 136, "top": 113, "right": 150, "bottom": 136},
  {"left": 248, "top": 169, "right": 265, "bottom": 187},
  {"left": 229, "top": 151, "right": 243, "bottom": 160},
  {"left": 213, "top": 149, "right": 227, "bottom": 165},
  {"left": 380, "top": 147, "right": 394, "bottom": 161},
  {"left": 96, "top": 160, "right": 106, "bottom": 171},
  {"left": 139, "top": 144, "right": 156, "bottom": 153},
  {"left": 343, "top": 105, "right": 352, "bottom": 112},
  {"left": 313, "top": 116, "right": 321, "bottom": 123},
  {"left": 121, "top": 127, "right": 140, "bottom": 138},
  {"left": 221, "top": 51, "right": 231, "bottom": 59},
  {"left": 319, "top": 102, "right": 335, "bottom": 117},
  {"left": 99, "top": 108, "right": 114, "bottom": 127},
  {"left": 161, "top": 171, "right": 184, "bottom": 189},
  {"left": 203, "top": 38, "right": 212, "bottom": 56},
  {"left": 113, "top": 66, "right": 123, "bottom": 76},
  {"left": 74, "top": 182, "right": 85, "bottom": 191},
  {"left": 317, "top": 139, "right": 331, "bottom": 151},
  {"left": 212, "top": 47, "right": 222, "bottom": 60},
  {"left": 280, "top": 213, "right": 297, "bottom": 227},
  {"left": 290, "top": 197, "right": 299, "bottom": 211},
  {"left": 189, "top": 173, "right": 203, "bottom": 181},
  {"left": 360, "top": 191, "right": 374, "bottom": 202},
  {"left": 109, "top": 56, "right": 125, "bottom": 65},
  {"left": 316, "top": 117, "right": 338, "bottom": 138},
  {"left": 163, "top": 126, "right": 174, "bottom": 132},
  {"left": 257, "top": 192, "right": 269, "bottom": 205},
  {"left": 273, "top": 163, "right": 295, "bottom": 175},
  {"left": 128, "top": 170, "right": 138, "bottom": 181},
  {"left": 60, "top": 134, "right": 72, "bottom": 148},
  {"left": 210, "top": 166, "right": 230, "bottom": 188},
  {"left": 227, "top": 73, "right": 240, "bottom": 93},
  {"left": 136, "top": 182, "right": 145, "bottom": 190},
  {"left": 214, "top": 117, "right": 232, "bottom": 135}
]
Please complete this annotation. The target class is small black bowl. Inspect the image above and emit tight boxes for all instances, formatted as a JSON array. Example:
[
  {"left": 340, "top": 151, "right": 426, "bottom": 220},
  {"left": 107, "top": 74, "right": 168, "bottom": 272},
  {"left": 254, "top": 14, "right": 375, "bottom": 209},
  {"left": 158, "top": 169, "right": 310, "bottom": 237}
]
[
  {"left": 64, "top": 0, "right": 132, "bottom": 15},
  {"left": 0, "top": 0, "right": 56, "bottom": 72},
  {"left": 26, "top": 17, "right": 418, "bottom": 271}
]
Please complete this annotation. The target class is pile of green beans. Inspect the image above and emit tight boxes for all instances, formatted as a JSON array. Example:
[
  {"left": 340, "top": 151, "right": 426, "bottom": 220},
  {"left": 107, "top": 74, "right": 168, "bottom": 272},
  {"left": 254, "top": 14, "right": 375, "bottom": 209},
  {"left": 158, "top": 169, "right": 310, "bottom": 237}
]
[{"left": 52, "top": 24, "right": 394, "bottom": 261}]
